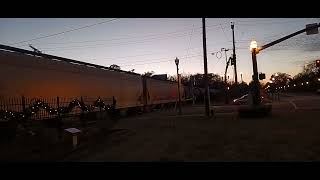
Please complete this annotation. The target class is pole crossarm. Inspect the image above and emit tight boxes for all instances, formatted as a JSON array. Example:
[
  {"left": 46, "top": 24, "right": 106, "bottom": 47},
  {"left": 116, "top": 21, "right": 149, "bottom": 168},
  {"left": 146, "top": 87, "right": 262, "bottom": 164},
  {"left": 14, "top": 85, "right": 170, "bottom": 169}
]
[{"left": 259, "top": 23, "right": 320, "bottom": 52}]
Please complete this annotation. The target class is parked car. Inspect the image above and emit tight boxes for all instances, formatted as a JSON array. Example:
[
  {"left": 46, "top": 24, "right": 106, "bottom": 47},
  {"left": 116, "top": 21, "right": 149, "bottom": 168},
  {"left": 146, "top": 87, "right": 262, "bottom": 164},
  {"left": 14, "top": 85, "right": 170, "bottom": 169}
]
[
  {"left": 232, "top": 94, "right": 249, "bottom": 105},
  {"left": 232, "top": 94, "right": 271, "bottom": 105}
]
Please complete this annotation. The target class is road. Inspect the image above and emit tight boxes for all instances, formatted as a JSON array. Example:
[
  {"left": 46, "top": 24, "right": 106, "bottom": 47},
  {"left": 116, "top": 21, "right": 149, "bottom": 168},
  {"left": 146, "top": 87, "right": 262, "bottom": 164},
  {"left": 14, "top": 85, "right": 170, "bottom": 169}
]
[{"left": 275, "top": 93, "right": 320, "bottom": 111}]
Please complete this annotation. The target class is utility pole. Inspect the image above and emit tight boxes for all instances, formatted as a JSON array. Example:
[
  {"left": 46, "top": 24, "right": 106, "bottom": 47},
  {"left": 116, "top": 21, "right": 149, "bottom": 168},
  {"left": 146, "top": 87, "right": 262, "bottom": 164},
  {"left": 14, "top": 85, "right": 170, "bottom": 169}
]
[
  {"left": 222, "top": 48, "right": 230, "bottom": 104},
  {"left": 202, "top": 18, "right": 210, "bottom": 117},
  {"left": 175, "top": 57, "right": 182, "bottom": 115},
  {"left": 191, "top": 75, "right": 195, "bottom": 105},
  {"left": 231, "top": 22, "right": 238, "bottom": 84}
]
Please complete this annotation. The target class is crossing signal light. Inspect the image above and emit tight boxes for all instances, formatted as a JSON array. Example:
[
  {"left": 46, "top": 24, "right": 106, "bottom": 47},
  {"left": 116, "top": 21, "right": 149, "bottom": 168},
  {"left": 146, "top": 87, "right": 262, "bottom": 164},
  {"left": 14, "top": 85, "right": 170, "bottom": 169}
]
[{"left": 316, "top": 60, "right": 320, "bottom": 67}]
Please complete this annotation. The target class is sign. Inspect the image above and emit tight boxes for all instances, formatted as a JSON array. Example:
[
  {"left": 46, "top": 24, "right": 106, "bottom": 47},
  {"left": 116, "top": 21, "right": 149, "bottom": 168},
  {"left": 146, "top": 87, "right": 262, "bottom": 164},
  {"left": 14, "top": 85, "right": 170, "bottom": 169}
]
[
  {"left": 306, "top": 23, "right": 319, "bottom": 35},
  {"left": 64, "top": 128, "right": 81, "bottom": 134}
]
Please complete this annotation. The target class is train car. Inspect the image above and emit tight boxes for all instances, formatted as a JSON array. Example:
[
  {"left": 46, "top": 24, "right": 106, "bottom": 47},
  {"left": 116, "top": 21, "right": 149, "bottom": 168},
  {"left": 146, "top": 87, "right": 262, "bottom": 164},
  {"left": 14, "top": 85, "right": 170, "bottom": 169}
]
[
  {"left": 143, "top": 76, "right": 184, "bottom": 108},
  {"left": 0, "top": 49, "right": 144, "bottom": 109},
  {"left": 0, "top": 45, "right": 192, "bottom": 118}
]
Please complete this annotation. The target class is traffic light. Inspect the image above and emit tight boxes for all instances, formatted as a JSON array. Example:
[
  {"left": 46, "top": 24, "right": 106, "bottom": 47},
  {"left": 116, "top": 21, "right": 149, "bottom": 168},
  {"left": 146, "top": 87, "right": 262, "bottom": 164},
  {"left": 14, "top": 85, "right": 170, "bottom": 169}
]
[
  {"left": 259, "top": 73, "right": 266, "bottom": 80},
  {"left": 316, "top": 60, "right": 320, "bottom": 67}
]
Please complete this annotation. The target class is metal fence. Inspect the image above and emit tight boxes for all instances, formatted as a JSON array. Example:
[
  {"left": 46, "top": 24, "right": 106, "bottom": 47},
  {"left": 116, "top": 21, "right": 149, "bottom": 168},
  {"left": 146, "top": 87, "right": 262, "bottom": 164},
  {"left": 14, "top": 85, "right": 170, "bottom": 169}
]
[{"left": 0, "top": 96, "right": 114, "bottom": 121}]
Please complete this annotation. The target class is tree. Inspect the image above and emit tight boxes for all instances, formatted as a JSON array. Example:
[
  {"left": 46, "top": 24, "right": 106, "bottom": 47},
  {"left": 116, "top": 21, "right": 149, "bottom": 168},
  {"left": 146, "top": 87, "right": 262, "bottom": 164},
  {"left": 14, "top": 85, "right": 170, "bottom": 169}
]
[
  {"left": 109, "top": 64, "right": 121, "bottom": 70},
  {"left": 143, "top": 71, "right": 155, "bottom": 77},
  {"left": 270, "top": 72, "right": 292, "bottom": 87},
  {"left": 167, "top": 73, "right": 191, "bottom": 84}
]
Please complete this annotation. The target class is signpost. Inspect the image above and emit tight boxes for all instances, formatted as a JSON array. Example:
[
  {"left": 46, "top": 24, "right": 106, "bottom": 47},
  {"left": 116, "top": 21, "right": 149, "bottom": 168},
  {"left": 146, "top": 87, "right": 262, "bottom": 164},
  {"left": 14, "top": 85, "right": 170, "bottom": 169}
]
[{"left": 64, "top": 128, "right": 81, "bottom": 149}]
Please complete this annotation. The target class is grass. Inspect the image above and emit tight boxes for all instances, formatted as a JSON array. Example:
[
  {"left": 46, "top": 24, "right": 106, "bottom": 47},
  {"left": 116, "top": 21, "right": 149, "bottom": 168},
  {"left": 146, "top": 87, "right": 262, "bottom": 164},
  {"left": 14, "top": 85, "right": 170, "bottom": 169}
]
[{"left": 2, "top": 104, "right": 320, "bottom": 161}]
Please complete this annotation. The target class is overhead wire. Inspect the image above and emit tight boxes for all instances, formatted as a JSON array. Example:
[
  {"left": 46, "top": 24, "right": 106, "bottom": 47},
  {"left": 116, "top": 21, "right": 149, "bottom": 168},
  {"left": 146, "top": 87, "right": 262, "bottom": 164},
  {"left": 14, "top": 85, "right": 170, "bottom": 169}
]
[
  {"left": 9, "top": 18, "right": 120, "bottom": 46},
  {"left": 120, "top": 54, "right": 203, "bottom": 67},
  {"left": 13, "top": 22, "right": 229, "bottom": 49},
  {"left": 23, "top": 25, "right": 228, "bottom": 52}
]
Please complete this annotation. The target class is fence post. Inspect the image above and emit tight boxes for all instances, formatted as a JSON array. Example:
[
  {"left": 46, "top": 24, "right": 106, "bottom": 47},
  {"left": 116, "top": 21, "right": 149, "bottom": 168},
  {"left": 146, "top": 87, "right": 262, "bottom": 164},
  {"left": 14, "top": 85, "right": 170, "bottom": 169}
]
[
  {"left": 80, "top": 96, "right": 87, "bottom": 129},
  {"left": 21, "top": 96, "right": 27, "bottom": 129},
  {"left": 56, "top": 96, "right": 62, "bottom": 139},
  {"left": 99, "top": 97, "right": 102, "bottom": 112},
  {"left": 21, "top": 96, "right": 26, "bottom": 113}
]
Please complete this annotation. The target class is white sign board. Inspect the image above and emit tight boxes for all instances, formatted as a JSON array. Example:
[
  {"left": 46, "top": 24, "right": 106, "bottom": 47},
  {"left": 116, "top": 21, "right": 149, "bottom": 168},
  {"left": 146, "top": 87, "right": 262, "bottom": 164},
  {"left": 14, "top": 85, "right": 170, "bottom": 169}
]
[
  {"left": 306, "top": 23, "right": 319, "bottom": 35},
  {"left": 64, "top": 128, "right": 81, "bottom": 134}
]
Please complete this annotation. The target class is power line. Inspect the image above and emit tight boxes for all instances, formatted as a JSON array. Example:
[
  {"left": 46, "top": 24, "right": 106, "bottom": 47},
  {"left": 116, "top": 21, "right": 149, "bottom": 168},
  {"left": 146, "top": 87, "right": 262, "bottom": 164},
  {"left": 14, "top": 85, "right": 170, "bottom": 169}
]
[
  {"left": 36, "top": 31, "right": 197, "bottom": 51},
  {"left": 21, "top": 25, "right": 228, "bottom": 52},
  {"left": 234, "top": 19, "right": 307, "bottom": 26},
  {"left": 13, "top": 22, "right": 228, "bottom": 48},
  {"left": 9, "top": 18, "right": 120, "bottom": 46},
  {"left": 115, "top": 53, "right": 200, "bottom": 65},
  {"left": 121, "top": 54, "right": 203, "bottom": 67},
  {"left": 220, "top": 23, "right": 230, "bottom": 42},
  {"left": 36, "top": 32, "right": 230, "bottom": 55},
  {"left": 185, "top": 24, "right": 196, "bottom": 60}
]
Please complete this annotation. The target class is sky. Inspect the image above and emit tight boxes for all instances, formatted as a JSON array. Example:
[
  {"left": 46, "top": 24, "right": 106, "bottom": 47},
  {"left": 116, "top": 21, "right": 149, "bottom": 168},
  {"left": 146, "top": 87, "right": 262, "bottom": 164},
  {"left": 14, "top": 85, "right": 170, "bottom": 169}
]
[{"left": 1, "top": 18, "right": 320, "bottom": 83}]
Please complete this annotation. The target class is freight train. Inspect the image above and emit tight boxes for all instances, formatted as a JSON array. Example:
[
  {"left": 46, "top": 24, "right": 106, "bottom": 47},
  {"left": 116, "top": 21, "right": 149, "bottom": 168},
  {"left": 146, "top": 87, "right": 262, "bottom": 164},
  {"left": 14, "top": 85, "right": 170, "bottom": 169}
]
[{"left": 0, "top": 45, "right": 192, "bottom": 116}]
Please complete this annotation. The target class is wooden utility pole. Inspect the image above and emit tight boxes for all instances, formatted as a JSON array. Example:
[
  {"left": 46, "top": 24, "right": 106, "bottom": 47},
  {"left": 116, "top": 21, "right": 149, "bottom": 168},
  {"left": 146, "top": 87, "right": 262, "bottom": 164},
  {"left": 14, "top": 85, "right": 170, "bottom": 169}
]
[
  {"left": 231, "top": 22, "right": 238, "bottom": 84},
  {"left": 202, "top": 18, "right": 210, "bottom": 117}
]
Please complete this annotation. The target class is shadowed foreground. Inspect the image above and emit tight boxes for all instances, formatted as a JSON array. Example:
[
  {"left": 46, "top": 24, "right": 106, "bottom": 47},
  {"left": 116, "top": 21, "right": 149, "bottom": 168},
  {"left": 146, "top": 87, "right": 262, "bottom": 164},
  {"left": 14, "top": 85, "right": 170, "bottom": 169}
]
[{"left": 63, "top": 105, "right": 320, "bottom": 161}]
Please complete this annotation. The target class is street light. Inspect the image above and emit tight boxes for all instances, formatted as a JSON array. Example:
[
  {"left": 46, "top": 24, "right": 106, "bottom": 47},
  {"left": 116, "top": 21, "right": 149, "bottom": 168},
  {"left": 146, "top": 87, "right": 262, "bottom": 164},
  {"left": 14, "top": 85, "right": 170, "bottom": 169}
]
[
  {"left": 240, "top": 72, "right": 243, "bottom": 82},
  {"left": 249, "top": 40, "right": 261, "bottom": 105},
  {"left": 175, "top": 57, "right": 182, "bottom": 115},
  {"left": 250, "top": 40, "right": 258, "bottom": 52}
]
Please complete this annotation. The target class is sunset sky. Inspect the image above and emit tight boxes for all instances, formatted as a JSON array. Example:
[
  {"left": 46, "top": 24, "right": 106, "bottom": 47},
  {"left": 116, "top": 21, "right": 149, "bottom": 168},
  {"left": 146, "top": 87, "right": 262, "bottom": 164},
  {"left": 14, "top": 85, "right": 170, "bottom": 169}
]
[{"left": 1, "top": 18, "right": 320, "bottom": 83}]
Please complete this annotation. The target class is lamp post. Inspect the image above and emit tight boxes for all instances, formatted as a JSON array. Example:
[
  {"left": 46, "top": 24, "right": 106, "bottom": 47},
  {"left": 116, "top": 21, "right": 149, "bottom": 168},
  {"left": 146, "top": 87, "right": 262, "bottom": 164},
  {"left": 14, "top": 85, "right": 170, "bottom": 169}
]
[
  {"left": 240, "top": 72, "right": 243, "bottom": 83},
  {"left": 175, "top": 57, "right": 182, "bottom": 115},
  {"left": 250, "top": 40, "right": 261, "bottom": 105}
]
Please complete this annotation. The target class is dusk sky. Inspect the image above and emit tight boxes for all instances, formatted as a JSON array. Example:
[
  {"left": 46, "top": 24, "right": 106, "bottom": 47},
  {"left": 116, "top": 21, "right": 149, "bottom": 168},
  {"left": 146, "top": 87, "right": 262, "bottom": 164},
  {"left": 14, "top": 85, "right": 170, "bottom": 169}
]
[{"left": 1, "top": 18, "right": 320, "bottom": 83}]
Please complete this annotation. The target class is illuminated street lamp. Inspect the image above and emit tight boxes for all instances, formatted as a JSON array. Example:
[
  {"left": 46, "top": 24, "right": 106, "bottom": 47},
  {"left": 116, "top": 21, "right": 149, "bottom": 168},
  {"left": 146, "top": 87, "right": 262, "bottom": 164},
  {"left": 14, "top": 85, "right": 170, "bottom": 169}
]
[
  {"left": 175, "top": 57, "right": 181, "bottom": 115},
  {"left": 306, "top": 81, "right": 309, "bottom": 85},
  {"left": 272, "top": 77, "right": 275, "bottom": 81},
  {"left": 250, "top": 40, "right": 258, "bottom": 52},
  {"left": 294, "top": 84, "right": 296, "bottom": 87},
  {"left": 249, "top": 40, "right": 261, "bottom": 105},
  {"left": 318, "top": 78, "right": 320, "bottom": 82}
]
